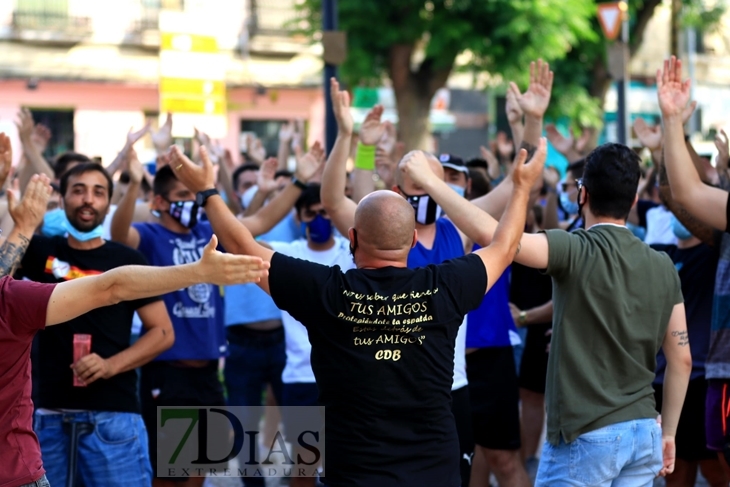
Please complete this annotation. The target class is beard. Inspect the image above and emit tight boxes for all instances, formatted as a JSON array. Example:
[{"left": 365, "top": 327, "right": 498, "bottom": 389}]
[{"left": 67, "top": 206, "right": 105, "bottom": 232}]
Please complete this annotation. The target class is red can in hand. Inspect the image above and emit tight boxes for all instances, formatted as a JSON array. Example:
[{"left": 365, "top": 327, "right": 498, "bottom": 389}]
[{"left": 73, "top": 334, "right": 92, "bottom": 387}]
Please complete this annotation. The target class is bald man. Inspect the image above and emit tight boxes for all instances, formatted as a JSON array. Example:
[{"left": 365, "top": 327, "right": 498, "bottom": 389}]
[{"left": 168, "top": 134, "right": 547, "bottom": 487}]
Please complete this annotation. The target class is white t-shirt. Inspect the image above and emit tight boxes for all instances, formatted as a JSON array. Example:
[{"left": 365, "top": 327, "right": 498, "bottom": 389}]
[
  {"left": 645, "top": 205, "right": 678, "bottom": 246},
  {"left": 452, "top": 319, "right": 468, "bottom": 390},
  {"left": 270, "top": 237, "right": 355, "bottom": 384}
]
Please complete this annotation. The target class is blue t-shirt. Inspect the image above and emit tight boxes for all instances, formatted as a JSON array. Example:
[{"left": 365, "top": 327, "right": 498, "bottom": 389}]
[
  {"left": 407, "top": 218, "right": 464, "bottom": 269},
  {"left": 133, "top": 222, "right": 226, "bottom": 361}
]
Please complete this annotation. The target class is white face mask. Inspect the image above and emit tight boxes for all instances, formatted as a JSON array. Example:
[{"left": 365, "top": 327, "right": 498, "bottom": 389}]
[{"left": 240, "top": 185, "right": 259, "bottom": 209}]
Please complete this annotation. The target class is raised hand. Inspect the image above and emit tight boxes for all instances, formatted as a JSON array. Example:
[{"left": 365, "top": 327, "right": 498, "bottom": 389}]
[
  {"left": 0, "top": 133, "right": 13, "bottom": 190},
  {"left": 545, "top": 124, "right": 574, "bottom": 155},
  {"left": 657, "top": 57, "right": 691, "bottom": 119},
  {"left": 279, "top": 120, "right": 295, "bottom": 143},
  {"left": 15, "top": 108, "right": 34, "bottom": 140},
  {"left": 330, "top": 77, "right": 353, "bottom": 136},
  {"left": 197, "top": 235, "right": 270, "bottom": 285},
  {"left": 151, "top": 113, "right": 173, "bottom": 152},
  {"left": 257, "top": 157, "right": 280, "bottom": 193},
  {"left": 295, "top": 140, "right": 325, "bottom": 182},
  {"left": 505, "top": 87, "right": 524, "bottom": 125},
  {"left": 509, "top": 60, "right": 553, "bottom": 119},
  {"left": 378, "top": 121, "right": 397, "bottom": 155},
  {"left": 127, "top": 122, "right": 151, "bottom": 148},
  {"left": 633, "top": 118, "right": 663, "bottom": 151},
  {"left": 495, "top": 131, "right": 515, "bottom": 159},
  {"left": 169, "top": 145, "right": 215, "bottom": 193},
  {"left": 8, "top": 173, "right": 52, "bottom": 232},
  {"left": 359, "top": 105, "right": 386, "bottom": 145},
  {"left": 31, "top": 124, "right": 52, "bottom": 153},
  {"left": 126, "top": 148, "right": 144, "bottom": 185},
  {"left": 715, "top": 129, "right": 729, "bottom": 171},
  {"left": 512, "top": 137, "right": 548, "bottom": 191},
  {"left": 574, "top": 127, "right": 593, "bottom": 155},
  {"left": 399, "top": 151, "right": 441, "bottom": 188},
  {"left": 249, "top": 137, "right": 267, "bottom": 165}
]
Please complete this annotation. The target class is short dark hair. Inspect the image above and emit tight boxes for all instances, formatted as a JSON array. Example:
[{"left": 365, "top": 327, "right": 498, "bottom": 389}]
[
  {"left": 60, "top": 162, "right": 114, "bottom": 199},
  {"left": 295, "top": 183, "right": 321, "bottom": 216},
  {"left": 466, "top": 158, "right": 488, "bottom": 170},
  {"left": 566, "top": 159, "right": 586, "bottom": 179},
  {"left": 54, "top": 152, "right": 92, "bottom": 180},
  {"left": 153, "top": 165, "right": 179, "bottom": 197},
  {"left": 274, "top": 169, "right": 293, "bottom": 180},
  {"left": 467, "top": 168, "right": 490, "bottom": 200},
  {"left": 232, "top": 163, "right": 260, "bottom": 189},
  {"left": 582, "top": 143, "right": 641, "bottom": 220}
]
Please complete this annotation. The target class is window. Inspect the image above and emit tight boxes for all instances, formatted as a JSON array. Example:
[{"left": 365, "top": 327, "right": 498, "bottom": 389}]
[{"left": 27, "top": 108, "right": 75, "bottom": 161}]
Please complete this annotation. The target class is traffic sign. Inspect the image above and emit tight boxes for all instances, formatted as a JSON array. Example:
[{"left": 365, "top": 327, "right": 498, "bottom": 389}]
[{"left": 598, "top": 2, "right": 624, "bottom": 41}]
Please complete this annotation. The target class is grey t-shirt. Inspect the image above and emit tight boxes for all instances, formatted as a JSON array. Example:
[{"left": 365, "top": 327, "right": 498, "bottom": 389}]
[{"left": 544, "top": 225, "right": 683, "bottom": 444}]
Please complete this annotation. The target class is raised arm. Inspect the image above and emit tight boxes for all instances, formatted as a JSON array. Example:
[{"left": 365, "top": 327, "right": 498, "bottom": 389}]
[
  {"left": 659, "top": 302, "right": 692, "bottom": 477},
  {"left": 46, "top": 235, "right": 269, "bottom": 325},
  {"left": 15, "top": 109, "right": 54, "bottom": 181},
  {"left": 505, "top": 87, "right": 525, "bottom": 150},
  {"left": 659, "top": 57, "right": 729, "bottom": 231},
  {"left": 320, "top": 77, "right": 358, "bottom": 236},
  {"left": 106, "top": 123, "right": 151, "bottom": 178},
  {"left": 109, "top": 149, "right": 142, "bottom": 248},
  {"left": 403, "top": 140, "right": 550, "bottom": 270},
  {"left": 352, "top": 105, "right": 387, "bottom": 203}
]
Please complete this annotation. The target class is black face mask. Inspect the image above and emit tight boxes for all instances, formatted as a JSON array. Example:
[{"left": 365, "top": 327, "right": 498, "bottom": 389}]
[
  {"left": 398, "top": 187, "right": 442, "bottom": 225},
  {"left": 167, "top": 200, "right": 201, "bottom": 229}
]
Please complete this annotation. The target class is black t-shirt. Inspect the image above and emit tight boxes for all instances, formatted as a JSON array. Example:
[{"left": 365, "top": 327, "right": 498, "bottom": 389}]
[
  {"left": 19, "top": 236, "right": 158, "bottom": 413},
  {"left": 651, "top": 243, "right": 718, "bottom": 382},
  {"left": 269, "top": 252, "right": 487, "bottom": 487},
  {"left": 510, "top": 262, "right": 552, "bottom": 319}
]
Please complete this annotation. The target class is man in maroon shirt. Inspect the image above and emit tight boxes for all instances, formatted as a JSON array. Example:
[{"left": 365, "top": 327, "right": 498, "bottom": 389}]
[{"left": 0, "top": 174, "right": 269, "bottom": 487}]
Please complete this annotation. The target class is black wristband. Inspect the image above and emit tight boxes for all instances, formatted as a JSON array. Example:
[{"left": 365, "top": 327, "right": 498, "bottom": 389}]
[{"left": 292, "top": 178, "right": 307, "bottom": 190}]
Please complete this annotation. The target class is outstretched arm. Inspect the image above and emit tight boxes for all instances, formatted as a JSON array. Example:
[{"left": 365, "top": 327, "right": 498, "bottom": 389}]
[
  {"left": 46, "top": 235, "right": 269, "bottom": 326},
  {"left": 659, "top": 57, "right": 729, "bottom": 231},
  {"left": 320, "top": 77, "right": 357, "bottom": 236}
]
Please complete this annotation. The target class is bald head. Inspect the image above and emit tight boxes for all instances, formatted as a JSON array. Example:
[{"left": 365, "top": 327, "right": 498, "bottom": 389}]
[
  {"left": 354, "top": 191, "right": 416, "bottom": 254},
  {"left": 395, "top": 152, "right": 444, "bottom": 190}
]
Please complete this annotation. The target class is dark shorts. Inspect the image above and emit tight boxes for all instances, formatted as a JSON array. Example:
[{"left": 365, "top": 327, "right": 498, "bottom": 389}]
[
  {"left": 281, "top": 382, "right": 322, "bottom": 445},
  {"left": 518, "top": 323, "right": 551, "bottom": 394},
  {"left": 140, "top": 360, "right": 225, "bottom": 480},
  {"left": 654, "top": 378, "right": 715, "bottom": 461},
  {"left": 705, "top": 379, "right": 730, "bottom": 452},
  {"left": 466, "top": 346, "right": 521, "bottom": 450},
  {"left": 451, "top": 385, "right": 473, "bottom": 487}
]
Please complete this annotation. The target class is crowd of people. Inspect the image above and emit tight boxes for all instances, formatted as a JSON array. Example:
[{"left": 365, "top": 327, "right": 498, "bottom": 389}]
[{"left": 0, "top": 55, "right": 728, "bottom": 487}]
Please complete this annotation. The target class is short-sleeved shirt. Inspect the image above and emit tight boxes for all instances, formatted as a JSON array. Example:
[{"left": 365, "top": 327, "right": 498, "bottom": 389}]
[
  {"left": 19, "top": 236, "right": 157, "bottom": 412},
  {"left": 543, "top": 225, "right": 682, "bottom": 444},
  {"left": 707, "top": 196, "right": 730, "bottom": 379},
  {"left": 268, "top": 252, "right": 487, "bottom": 487},
  {"left": 134, "top": 222, "right": 226, "bottom": 360},
  {"left": 0, "top": 277, "right": 55, "bottom": 487}
]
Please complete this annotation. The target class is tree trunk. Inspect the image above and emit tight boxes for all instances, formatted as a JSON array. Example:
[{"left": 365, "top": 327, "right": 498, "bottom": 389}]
[{"left": 670, "top": 0, "right": 682, "bottom": 56}]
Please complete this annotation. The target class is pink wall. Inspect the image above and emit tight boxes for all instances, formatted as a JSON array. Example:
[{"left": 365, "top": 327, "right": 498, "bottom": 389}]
[{"left": 0, "top": 79, "right": 323, "bottom": 166}]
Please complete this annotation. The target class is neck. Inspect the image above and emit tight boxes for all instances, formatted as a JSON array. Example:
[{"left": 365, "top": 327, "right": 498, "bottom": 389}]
[
  {"left": 584, "top": 214, "right": 626, "bottom": 229},
  {"left": 159, "top": 214, "right": 191, "bottom": 234},
  {"left": 677, "top": 236, "right": 701, "bottom": 249},
  {"left": 354, "top": 248, "right": 409, "bottom": 269},
  {"left": 67, "top": 235, "right": 104, "bottom": 250},
  {"left": 308, "top": 237, "right": 336, "bottom": 251}
]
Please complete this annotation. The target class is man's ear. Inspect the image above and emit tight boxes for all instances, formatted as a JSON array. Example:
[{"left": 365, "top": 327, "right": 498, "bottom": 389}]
[
  {"left": 411, "top": 229, "right": 418, "bottom": 249},
  {"left": 151, "top": 194, "right": 166, "bottom": 211}
]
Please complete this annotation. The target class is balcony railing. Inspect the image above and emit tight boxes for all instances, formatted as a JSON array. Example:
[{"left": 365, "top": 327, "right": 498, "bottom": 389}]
[
  {"left": 248, "top": 0, "right": 298, "bottom": 37},
  {"left": 12, "top": 0, "right": 91, "bottom": 36}
]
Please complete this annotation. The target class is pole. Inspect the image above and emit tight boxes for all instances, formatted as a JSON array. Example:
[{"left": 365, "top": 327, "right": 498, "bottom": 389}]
[
  {"left": 616, "top": 8, "right": 630, "bottom": 145},
  {"left": 323, "top": 0, "right": 338, "bottom": 155},
  {"left": 687, "top": 27, "right": 698, "bottom": 135}
]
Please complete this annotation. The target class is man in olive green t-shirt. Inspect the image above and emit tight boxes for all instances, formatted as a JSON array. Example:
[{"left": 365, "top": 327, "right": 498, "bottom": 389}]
[{"left": 407, "top": 142, "right": 692, "bottom": 486}]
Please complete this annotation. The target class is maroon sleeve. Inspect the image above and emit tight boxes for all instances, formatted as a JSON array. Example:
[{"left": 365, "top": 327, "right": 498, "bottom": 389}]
[{"left": 0, "top": 277, "right": 57, "bottom": 335}]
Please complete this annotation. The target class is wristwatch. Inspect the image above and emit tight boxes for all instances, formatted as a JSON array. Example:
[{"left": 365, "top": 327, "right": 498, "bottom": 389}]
[
  {"left": 195, "top": 188, "right": 219, "bottom": 207},
  {"left": 518, "top": 311, "right": 528, "bottom": 326},
  {"left": 292, "top": 178, "right": 307, "bottom": 190}
]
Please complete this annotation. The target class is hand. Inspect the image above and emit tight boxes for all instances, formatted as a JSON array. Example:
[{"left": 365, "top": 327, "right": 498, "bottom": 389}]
[
  {"left": 127, "top": 122, "right": 151, "bottom": 148},
  {"left": 505, "top": 87, "right": 524, "bottom": 125},
  {"left": 197, "top": 235, "right": 270, "bottom": 285},
  {"left": 291, "top": 119, "right": 306, "bottom": 152},
  {"left": 330, "top": 77, "right": 353, "bottom": 136},
  {"left": 126, "top": 148, "right": 144, "bottom": 185},
  {"left": 378, "top": 121, "right": 397, "bottom": 155},
  {"left": 633, "top": 118, "right": 663, "bottom": 151},
  {"left": 169, "top": 145, "right": 215, "bottom": 193},
  {"left": 194, "top": 127, "right": 212, "bottom": 148},
  {"left": 8, "top": 173, "right": 52, "bottom": 232},
  {"left": 509, "top": 303, "right": 523, "bottom": 327},
  {"left": 545, "top": 124, "right": 575, "bottom": 156},
  {"left": 15, "top": 108, "right": 34, "bottom": 140},
  {"left": 658, "top": 436, "right": 676, "bottom": 477},
  {"left": 399, "top": 150, "right": 441, "bottom": 188},
  {"left": 682, "top": 100, "right": 698, "bottom": 126},
  {"left": 359, "top": 105, "right": 386, "bottom": 145},
  {"left": 71, "top": 353, "right": 114, "bottom": 385},
  {"left": 480, "top": 146, "right": 500, "bottom": 169},
  {"left": 257, "top": 157, "right": 279, "bottom": 193},
  {"left": 657, "top": 57, "right": 691, "bottom": 119},
  {"left": 0, "top": 133, "right": 13, "bottom": 190},
  {"left": 375, "top": 152, "right": 396, "bottom": 188},
  {"left": 509, "top": 60, "right": 553, "bottom": 119},
  {"left": 715, "top": 129, "right": 729, "bottom": 171},
  {"left": 295, "top": 141, "right": 325, "bottom": 182},
  {"left": 249, "top": 137, "right": 267, "bottom": 165},
  {"left": 543, "top": 166, "right": 560, "bottom": 190},
  {"left": 495, "top": 131, "right": 515, "bottom": 160},
  {"left": 31, "top": 124, "right": 52, "bottom": 153},
  {"left": 574, "top": 127, "right": 593, "bottom": 155},
  {"left": 279, "top": 120, "right": 295, "bottom": 143},
  {"left": 512, "top": 137, "right": 548, "bottom": 191},
  {"left": 151, "top": 113, "right": 173, "bottom": 152}
]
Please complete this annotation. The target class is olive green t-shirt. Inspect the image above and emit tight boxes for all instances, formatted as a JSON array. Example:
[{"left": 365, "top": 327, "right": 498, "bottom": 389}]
[{"left": 544, "top": 225, "right": 683, "bottom": 444}]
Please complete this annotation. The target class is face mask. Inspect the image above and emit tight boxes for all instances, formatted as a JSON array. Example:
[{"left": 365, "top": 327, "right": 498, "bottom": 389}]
[
  {"left": 399, "top": 187, "right": 442, "bottom": 225},
  {"left": 168, "top": 200, "right": 200, "bottom": 229},
  {"left": 447, "top": 183, "right": 466, "bottom": 198},
  {"left": 42, "top": 208, "right": 68, "bottom": 237},
  {"left": 65, "top": 216, "right": 104, "bottom": 242},
  {"left": 671, "top": 214, "right": 693, "bottom": 240},
  {"left": 559, "top": 191, "right": 579, "bottom": 215},
  {"left": 301, "top": 214, "right": 333, "bottom": 244}
]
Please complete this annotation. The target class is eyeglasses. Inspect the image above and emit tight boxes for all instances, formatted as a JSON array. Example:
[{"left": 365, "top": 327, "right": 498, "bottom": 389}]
[
  {"left": 576, "top": 178, "right": 585, "bottom": 192},
  {"left": 560, "top": 180, "right": 580, "bottom": 192}
]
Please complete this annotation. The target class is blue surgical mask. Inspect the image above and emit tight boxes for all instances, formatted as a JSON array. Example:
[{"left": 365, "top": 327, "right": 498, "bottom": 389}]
[
  {"left": 302, "top": 214, "right": 333, "bottom": 244},
  {"left": 42, "top": 208, "right": 68, "bottom": 237},
  {"left": 671, "top": 214, "right": 693, "bottom": 240},
  {"left": 559, "top": 191, "right": 579, "bottom": 215},
  {"left": 447, "top": 183, "right": 466, "bottom": 198}
]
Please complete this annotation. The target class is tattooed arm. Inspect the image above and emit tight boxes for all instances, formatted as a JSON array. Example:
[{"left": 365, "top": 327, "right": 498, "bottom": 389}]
[{"left": 0, "top": 230, "right": 30, "bottom": 277}]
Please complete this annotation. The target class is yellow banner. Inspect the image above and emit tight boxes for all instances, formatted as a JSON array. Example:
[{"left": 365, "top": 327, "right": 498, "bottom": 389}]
[
  {"left": 160, "top": 97, "right": 226, "bottom": 115},
  {"left": 160, "top": 32, "right": 218, "bottom": 53},
  {"left": 160, "top": 78, "right": 226, "bottom": 97}
]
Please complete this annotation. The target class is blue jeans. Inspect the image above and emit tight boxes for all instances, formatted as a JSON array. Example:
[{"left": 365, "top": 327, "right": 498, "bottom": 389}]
[
  {"left": 34, "top": 411, "right": 151, "bottom": 487},
  {"left": 18, "top": 475, "right": 50, "bottom": 487},
  {"left": 535, "top": 418, "right": 662, "bottom": 486}
]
